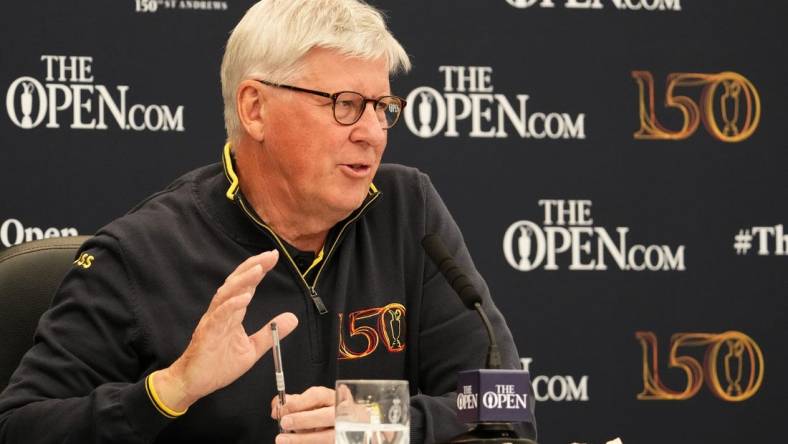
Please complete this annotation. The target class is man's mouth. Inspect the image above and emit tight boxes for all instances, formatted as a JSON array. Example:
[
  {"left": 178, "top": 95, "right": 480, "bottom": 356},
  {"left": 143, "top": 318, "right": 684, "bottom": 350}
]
[{"left": 340, "top": 163, "right": 372, "bottom": 177}]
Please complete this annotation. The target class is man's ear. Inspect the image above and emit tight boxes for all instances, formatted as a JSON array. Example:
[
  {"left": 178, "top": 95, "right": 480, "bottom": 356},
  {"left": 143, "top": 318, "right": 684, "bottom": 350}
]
[{"left": 236, "top": 80, "right": 265, "bottom": 142}]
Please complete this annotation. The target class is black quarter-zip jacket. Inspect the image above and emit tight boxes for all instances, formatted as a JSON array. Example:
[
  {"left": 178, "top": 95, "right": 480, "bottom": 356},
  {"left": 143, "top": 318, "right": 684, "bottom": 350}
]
[{"left": 0, "top": 153, "right": 523, "bottom": 443}]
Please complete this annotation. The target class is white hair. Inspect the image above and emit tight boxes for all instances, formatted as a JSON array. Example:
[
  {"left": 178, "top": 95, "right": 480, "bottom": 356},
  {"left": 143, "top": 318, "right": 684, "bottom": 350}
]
[{"left": 220, "top": 0, "right": 412, "bottom": 144}]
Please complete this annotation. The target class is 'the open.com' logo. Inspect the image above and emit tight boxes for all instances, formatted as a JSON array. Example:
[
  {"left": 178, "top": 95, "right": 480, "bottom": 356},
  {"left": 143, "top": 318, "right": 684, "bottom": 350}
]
[
  {"left": 506, "top": 0, "right": 681, "bottom": 11},
  {"left": 403, "top": 65, "right": 586, "bottom": 140},
  {"left": 6, "top": 54, "right": 185, "bottom": 132}
]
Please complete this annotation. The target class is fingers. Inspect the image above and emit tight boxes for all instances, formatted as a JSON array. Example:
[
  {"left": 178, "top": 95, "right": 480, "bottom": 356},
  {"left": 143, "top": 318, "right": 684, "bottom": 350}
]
[
  {"left": 271, "top": 387, "right": 336, "bottom": 443},
  {"left": 275, "top": 428, "right": 333, "bottom": 444},
  {"left": 196, "top": 292, "right": 253, "bottom": 343},
  {"left": 335, "top": 384, "right": 353, "bottom": 405},
  {"left": 209, "top": 250, "right": 279, "bottom": 311},
  {"left": 255, "top": 248, "right": 280, "bottom": 272},
  {"left": 212, "top": 292, "right": 254, "bottom": 323},
  {"left": 280, "top": 405, "right": 334, "bottom": 432},
  {"left": 275, "top": 386, "right": 335, "bottom": 417},
  {"left": 209, "top": 264, "right": 262, "bottom": 312},
  {"left": 235, "top": 249, "right": 280, "bottom": 275},
  {"left": 251, "top": 312, "right": 299, "bottom": 358}
]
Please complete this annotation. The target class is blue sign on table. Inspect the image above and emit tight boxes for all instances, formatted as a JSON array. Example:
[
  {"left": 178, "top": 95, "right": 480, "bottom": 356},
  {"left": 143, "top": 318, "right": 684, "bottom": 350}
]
[{"left": 456, "top": 369, "right": 534, "bottom": 423}]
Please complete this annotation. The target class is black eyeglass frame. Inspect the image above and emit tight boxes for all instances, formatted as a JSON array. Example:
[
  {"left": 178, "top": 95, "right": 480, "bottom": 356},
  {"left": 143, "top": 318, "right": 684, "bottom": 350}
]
[{"left": 257, "top": 79, "right": 407, "bottom": 128}]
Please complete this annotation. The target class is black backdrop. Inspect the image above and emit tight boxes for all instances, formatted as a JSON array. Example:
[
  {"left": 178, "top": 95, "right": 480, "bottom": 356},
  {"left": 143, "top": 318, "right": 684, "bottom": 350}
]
[{"left": 2, "top": 1, "right": 786, "bottom": 443}]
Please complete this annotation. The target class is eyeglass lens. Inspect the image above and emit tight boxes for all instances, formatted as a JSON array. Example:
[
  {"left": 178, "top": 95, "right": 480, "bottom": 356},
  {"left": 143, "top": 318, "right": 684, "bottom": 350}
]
[{"left": 334, "top": 92, "right": 403, "bottom": 128}]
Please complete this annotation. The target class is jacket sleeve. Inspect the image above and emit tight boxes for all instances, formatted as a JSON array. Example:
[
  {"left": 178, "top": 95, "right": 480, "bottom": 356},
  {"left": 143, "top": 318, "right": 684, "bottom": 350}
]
[
  {"left": 0, "top": 235, "right": 172, "bottom": 443},
  {"left": 408, "top": 173, "right": 534, "bottom": 444}
]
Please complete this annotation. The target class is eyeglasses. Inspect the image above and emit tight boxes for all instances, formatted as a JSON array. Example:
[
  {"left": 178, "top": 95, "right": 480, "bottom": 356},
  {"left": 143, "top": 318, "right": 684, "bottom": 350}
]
[{"left": 257, "top": 80, "right": 407, "bottom": 129}]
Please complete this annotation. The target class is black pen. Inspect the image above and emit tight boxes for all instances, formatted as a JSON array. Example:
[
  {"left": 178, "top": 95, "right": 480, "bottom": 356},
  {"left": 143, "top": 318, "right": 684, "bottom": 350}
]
[{"left": 271, "top": 322, "right": 286, "bottom": 431}]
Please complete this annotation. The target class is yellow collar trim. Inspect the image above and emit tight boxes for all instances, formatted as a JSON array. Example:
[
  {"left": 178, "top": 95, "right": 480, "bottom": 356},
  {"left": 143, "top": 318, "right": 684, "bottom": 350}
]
[
  {"left": 223, "top": 142, "right": 240, "bottom": 201},
  {"left": 222, "top": 143, "right": 380, "bottom": 201},
  {"left": 302, "top": 246, "right": 325, "bottom": 277}
]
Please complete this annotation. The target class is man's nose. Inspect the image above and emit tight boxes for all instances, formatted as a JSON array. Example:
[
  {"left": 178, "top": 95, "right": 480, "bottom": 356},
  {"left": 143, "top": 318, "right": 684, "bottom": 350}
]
[{"left": 350, "top": 102, "right": 386, "bottom": 146}]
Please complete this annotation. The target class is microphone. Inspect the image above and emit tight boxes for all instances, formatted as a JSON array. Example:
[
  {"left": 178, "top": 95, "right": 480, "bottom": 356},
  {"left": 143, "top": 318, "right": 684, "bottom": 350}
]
[
  {"left": 421, "top": 234, "right": 501, "bottom": 369},
  {"left": 422, "top": 234, "right": 537, "bottom": 444}
]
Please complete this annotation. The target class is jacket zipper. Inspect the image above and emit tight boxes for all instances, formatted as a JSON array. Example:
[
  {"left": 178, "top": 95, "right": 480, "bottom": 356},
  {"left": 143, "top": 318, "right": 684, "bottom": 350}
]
[{"left": 236, "top": 193, "right": 380, "bottom": 315}]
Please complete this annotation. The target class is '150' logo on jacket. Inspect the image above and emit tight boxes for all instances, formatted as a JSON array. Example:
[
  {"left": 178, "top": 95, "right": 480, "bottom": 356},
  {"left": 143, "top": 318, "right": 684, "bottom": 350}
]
[{"left": 338, "top": 303, "right": 406, "bottom": 360}]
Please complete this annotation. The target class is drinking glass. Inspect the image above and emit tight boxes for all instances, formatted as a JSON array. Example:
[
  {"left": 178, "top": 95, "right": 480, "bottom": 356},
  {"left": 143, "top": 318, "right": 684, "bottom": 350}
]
[{"left": 335, "top": 379, "right": 410, "bottom": 444}]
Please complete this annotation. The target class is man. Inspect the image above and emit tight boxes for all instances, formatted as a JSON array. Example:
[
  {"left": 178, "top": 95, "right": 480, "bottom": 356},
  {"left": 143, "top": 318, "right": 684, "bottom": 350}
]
[{"left": 0, "top": 0, "right": 524, "bottom": 443}]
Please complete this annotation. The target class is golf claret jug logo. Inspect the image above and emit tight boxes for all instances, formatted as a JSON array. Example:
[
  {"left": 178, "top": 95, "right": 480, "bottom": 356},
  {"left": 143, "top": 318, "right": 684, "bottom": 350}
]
[
  {"left": 503, "top": 199, "right": 686, "bottom": 271},
  {"left": 404, "top": 66, "right": 586, "bottom": 139},
  {"left": 6, "top": 55, "right": 185, "bottom": 132}
]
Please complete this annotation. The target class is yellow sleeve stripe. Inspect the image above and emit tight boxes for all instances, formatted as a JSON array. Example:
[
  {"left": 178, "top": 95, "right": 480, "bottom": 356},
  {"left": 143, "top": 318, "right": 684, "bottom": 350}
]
[{"left": 145, "top": 373, "right": 188, "bottom": 419}]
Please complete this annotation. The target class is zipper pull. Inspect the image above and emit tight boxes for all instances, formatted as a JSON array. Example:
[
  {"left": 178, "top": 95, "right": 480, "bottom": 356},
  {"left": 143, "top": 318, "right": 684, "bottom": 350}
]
[{"left": 310, "top": 287, "right": 328, "bottom": 315}]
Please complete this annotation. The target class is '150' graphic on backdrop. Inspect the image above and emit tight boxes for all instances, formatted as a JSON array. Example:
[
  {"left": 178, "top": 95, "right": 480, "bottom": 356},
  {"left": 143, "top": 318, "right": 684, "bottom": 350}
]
[
  {"left": 636, "top": 331, "right": 764, "bottom": 402},
  {"left": 632, "top": 71, "right": 760, "bottom": 143}
]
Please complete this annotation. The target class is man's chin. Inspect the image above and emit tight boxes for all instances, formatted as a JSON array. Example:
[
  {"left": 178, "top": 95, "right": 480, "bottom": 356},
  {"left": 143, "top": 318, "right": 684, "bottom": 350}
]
[{"left": 326, "top": 190, "right": 369, "bottom": 218}]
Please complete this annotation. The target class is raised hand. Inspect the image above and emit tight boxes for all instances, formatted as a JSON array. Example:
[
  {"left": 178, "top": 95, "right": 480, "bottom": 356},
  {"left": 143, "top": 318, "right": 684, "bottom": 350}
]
[{"left": 153, "top": 250, "right": 299, "bottom": 411}]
